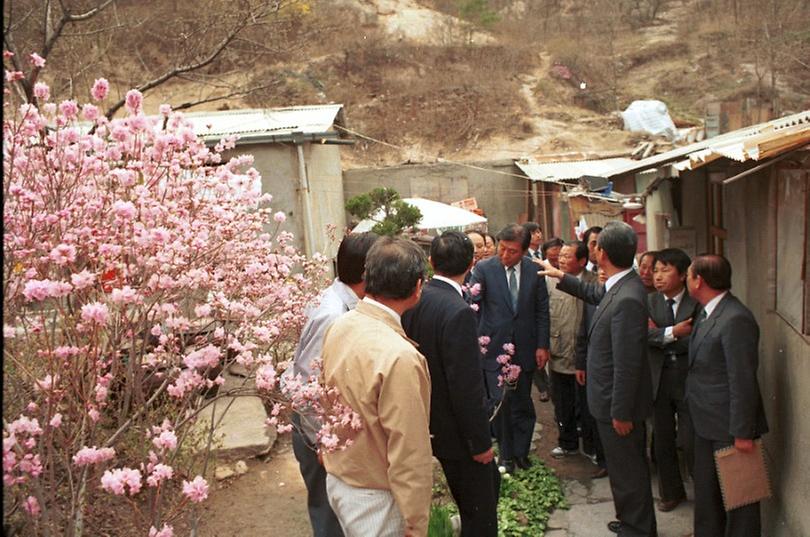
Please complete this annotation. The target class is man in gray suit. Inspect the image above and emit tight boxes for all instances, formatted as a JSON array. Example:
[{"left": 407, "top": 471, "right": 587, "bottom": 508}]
[
  {"left": 541, "top": 221, "right": 656, "bottom": 537},
  {"left": 685, "top": 254, "right": 768, "bottom": 537},
  {"left": 647, "top": 248, "right": 700, "bottom": 512}
]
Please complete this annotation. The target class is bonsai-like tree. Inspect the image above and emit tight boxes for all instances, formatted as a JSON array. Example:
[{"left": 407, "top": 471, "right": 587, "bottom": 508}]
[{"left": 345, "top": 187, "right": 422, "bottom": 236}]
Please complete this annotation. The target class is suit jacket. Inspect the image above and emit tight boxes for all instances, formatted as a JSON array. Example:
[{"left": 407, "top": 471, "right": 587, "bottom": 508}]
[
  {"left": 402, "top": 279, "right": 492, "bottom": 460},
  {"left": 647, "top": 291, "right": 700, "bottom": 400},
  {"left": 686, "top": 293, "right": 769, "bottom": 442},
  {"left": 469, "top": 255, "right": 550, "bottom": 372},
  {"left": 557, "top": 271, "right": 653, "bottom": 423}
]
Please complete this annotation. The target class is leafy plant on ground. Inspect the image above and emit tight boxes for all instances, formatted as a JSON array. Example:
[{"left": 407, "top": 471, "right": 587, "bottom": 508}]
[
  {"left": 430, "top": 455, "right": 567, "bottom": 537},
  {"left": 428, "top": 504, "right": 455, "bottom": 537},
  {"left": 497, "top": 455, "right": 567, "bottom": 536}
]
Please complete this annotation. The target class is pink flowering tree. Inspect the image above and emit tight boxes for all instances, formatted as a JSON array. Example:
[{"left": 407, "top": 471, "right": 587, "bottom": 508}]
[{"left": 3, "top": 64, "right": 358, "bottom": 536}]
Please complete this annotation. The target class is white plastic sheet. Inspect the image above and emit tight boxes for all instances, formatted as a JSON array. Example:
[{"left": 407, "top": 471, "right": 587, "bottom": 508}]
[{"left": 621, "top": 100, "right": 677, "bottom": 140}]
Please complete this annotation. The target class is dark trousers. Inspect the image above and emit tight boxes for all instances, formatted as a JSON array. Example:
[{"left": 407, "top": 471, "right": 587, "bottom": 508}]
[
  {"left": 597, "top": 420, "right": 657, "bottom": 537},
  {"left": 549, "top": 370, "right": 578, "bottom": 450},
  {"left": 485, "top": 368, "right": 536, "bottom": 460},
  {"left": 693, "top": 434, "right": 761, "bottom": 537},
  {"left": 439, "top": 457, "right": 500, "bottom": 537},
  {"left": 653, "top": 367, "right": 694, "bottom": 502},
  {"left": 578, "top": 380, "right": 606, "bottom": 468},
  {"left": 291, "top": 415, "right": 345, "bottom": 537}
]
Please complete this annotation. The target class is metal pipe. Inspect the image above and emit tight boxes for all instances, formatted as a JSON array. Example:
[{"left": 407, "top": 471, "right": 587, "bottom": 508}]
[
  {"left": 296, "top": 144, "right": 315, "bottom": 257},
  {"left": 721, "top": 152, "right": 792, "bottom": 185}
]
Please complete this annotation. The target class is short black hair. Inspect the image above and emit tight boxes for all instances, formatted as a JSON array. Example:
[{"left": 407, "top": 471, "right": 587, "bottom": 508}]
[
  {"left": 639, "top": 250, "right": 657, "bottom": 265},
  {"left": 583, "top": 226, "right": 603, "bottom": 245},
  {"left": 337, "top": 232, "right": 379, "bottom": 284},
  {"left": 430, "top": 231, "right": 474, "bottom": 277},
  {"left": 497, "top": 223, "right": 530, "bottom": 251},
  {"left": 364, "top": 236, "right": 426, "bottom": 299},
  {"left": 596, "top": 221, "right": 637, "bottom": 269},
  {"left": 541, "top": 237, "right": 564, "bottom": 256},
  {"left": 522, "top": 222, "right": 542, "bottom": 234},
  {"left": 653, "top": 248, "right": 691, "bottom": 275},
  {"left": 691, "top": 254, "right": 732, "bottom": 291},
  {"left": 564, "top": 240, "right": 588, "bottom": 261}
]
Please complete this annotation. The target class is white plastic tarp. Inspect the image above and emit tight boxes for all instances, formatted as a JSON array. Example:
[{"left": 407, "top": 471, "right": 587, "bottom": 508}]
[
  {"left": 351, "top": 197, "right": 487, "bottom": 233},
  {"left": 621, "top": 100, "right": 677, "bottom": 140}
]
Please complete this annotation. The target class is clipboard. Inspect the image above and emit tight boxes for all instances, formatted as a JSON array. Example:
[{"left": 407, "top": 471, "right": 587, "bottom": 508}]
[{"left": 714, "top": 439, "right": 772, "bottom": 511}]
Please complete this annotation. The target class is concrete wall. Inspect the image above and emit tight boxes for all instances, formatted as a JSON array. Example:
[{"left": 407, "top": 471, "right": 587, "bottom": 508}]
[
  {"left": 343, "top": 160, "right": 528, "bottom": 234},
  {"left": 226, "top": 142, "right": 346, "bottom": 262},
  {"left": 676, "top": 160, "right": 810, "bottom": 537}
]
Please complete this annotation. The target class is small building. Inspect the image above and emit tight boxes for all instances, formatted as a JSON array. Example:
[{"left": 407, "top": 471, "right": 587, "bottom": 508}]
[
  {"left": 603, "top": 111, "right": 810, "bottom": 537},
  {"left": 185, "top": 105, "right": 350, "bottom": 260}
]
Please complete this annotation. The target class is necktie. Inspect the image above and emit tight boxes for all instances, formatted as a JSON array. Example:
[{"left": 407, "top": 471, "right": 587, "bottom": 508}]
[
  {"left": 508, "top": 267, "right": 518, "bottom": 309},
  {"left": 533, "top": 250, "right": 541, "bottom": 259},
  {"left": 665, "top": 297, "right": 676, "bottom": 325},
  {"left": 693, "top": 308, "right": 707, "bottom": 332}
]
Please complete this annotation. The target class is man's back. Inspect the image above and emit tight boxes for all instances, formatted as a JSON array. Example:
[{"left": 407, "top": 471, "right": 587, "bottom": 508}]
[
  {"left": 402, "top": 279, "right": 491, "bottom": 460},
  {"left": 322, "top": 300, "right": 432, "bottom": 536}
]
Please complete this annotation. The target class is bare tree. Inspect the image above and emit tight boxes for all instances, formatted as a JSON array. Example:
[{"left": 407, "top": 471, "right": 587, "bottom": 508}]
[{"left": 3, "top": 0, "right": 312, "bottom": 116}]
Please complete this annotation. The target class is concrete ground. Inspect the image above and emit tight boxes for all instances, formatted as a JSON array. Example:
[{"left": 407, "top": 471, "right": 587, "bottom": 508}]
[{"left": 532, "top": 387, "right": 694, "bottom": 537}]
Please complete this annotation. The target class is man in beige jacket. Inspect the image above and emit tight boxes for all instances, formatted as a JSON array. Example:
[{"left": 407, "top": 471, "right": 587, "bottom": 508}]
[
  {"left": 546, "top": 240, "right": 597, "bottom": 459},
  {"left": 322, "top": 236, "right": 432, "bottom": 537}
]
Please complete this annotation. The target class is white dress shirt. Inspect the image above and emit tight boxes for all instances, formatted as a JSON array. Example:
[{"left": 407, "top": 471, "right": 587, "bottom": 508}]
[
  {"left": 604, "top": 268, "right": 634, "bottom": 292},
  {"left": 432, "top": 275, "right": 463, "bottom": 296}
]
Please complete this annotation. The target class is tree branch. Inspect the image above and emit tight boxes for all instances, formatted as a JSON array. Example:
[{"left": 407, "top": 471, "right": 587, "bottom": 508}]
[
  {"left": 171, "top": 80, "right": 282, "bottom": 112},
  {"left": 103, "top": 12, "right": 256, "bottom": 118}
]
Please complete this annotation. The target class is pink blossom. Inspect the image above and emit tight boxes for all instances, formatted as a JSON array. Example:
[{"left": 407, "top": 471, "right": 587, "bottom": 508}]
[
  {"left": 502, "top": 343, "right": 515, "bottom": 355},
  {"left": 469, "top": 303, "right": 479, "bottom": 312},
  {"left": 70, "top": 270, "right": 96, "bottom": 290},
  {"left": 110, "top": 286, "right": 139, "bottom": 304},
  {"left": 82, "top": 104, "right": 99, "bottom": 121},
  {"left": 49, "top": 243, "right": 77, "bottom": 265},
  {"left": 49, "top": 413, "right": 63, "bottom": 428},
  {"left": 149, "top": 524, "right": 174, "bottom": 537},
  {"left": 34, "top": 374, "right": 58, "bottom": 391},
  {"left": 273, "top": 211, "right": 286, "bottom": 223},
  {"left": 255, "top": 364, "right": 278, "bottom": 391},
  {"left": 112, "top": 200, "right": 137, "bottom": 221},
  {"left": 100, "top": 467, "right": 142, "bottom": 496},
  {"left": 146, "top": 463, "right": 174, "bottom": 487},
  {"left": 7, "top": 416, "right": 43, "bottom": 436},
  {"left": 29, "top": 53, "right": 46, "bottom": 68},
  {"left": 91, "top": 78, "right": 109, "bottom": 101},
  {"left": 58, "top": 100, "right": 79, "bottom": 120},
  {"left": 152, "top": 430, "right": 178, "bottom": 451},
  {"left": 23, "top": 279, "right": 73, "bottom": 301},
  {"left": 125, "top": 89, "right": 143, "bottom": 115},
  {"left": 194, "top": 304, "right": 212, "bottom": 317},
  {"left": 159, "top": 104, "right": 172, "bottom": 116},
  {"left": 23, "top": 496, "right": 41, "bottom": 517},
  {"left": 183, "top": 344, "right": 221, "bottom": 370},
  {"left": 468, "top": 283, "right": 481, "bottom": 297},
  {"left": 72, "top": 446, "right": 115, "bottom": 466},
  {"left": 80, "top": 302, "right": 109, "bottom": 325},
  {"left": 33, "top": 82, "right": 50, "bottom": 101},
  {"left": 478, "top": 336, "right": 491, "bottom": 346},
  {"left": 5, "top": 70, "right": 24, "bottom": 82},
  {"left": 182, "top": 475, "right": 209, "bottom": 503},
  {"left": 88, "top": 408, "right": 100, "bottom": 422},
  {"left": 4, "top": 325, "right": 16, "bottom": 338}
]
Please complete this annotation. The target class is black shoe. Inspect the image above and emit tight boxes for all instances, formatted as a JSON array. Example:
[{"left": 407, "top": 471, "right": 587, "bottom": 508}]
[
  {"left": 499, "top": 459, "right": 515, "bottom": 474},
  {"left": 515, "top": 456, "right": 533, "bottom": 470},
  {"left": 607, "top": 520, "right": 622, "bottom": 533},
  {"left": 591, "top": 467, "right": 608, "bottom": 479}
]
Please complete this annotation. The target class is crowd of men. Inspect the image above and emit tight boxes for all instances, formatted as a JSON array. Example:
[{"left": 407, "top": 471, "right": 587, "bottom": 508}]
[{"left": 287, "top": 220, "right": 768, "bottom": 537}]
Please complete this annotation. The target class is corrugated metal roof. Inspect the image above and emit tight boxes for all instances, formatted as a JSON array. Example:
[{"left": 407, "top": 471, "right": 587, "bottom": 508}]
[
  {"left": 182, "top": 104, "right": 344, "bottom": 144},
  {"left": 606, "top": 110, "right": 810, "bottom": 177},
  {"left": 515, "top": 157, "right": 638, "bottom": 183}
]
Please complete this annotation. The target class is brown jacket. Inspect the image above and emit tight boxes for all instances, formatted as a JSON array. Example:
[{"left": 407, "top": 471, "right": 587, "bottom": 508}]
[
  {"left": 322, "top": 300, "right": 432, "bottom": 537},
  {"left": 547, "top": 270, "right": 597, "bottom": 373}
]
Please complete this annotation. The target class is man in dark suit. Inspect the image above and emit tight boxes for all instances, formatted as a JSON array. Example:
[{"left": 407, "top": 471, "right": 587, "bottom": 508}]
[
  {"left": 470, "top": 224, "right": 551, "bottom": 473},
  {"left": 647, "top": 248, "right": 700, "bottom": 513},
  {"left": 685, "top": 254, "right": 768, "bottom": 537},
  {"left": 403, "top": 231, "right": 499, "bottom": 537},
  {"left": 541, "top": 221, "right": 656, "bottom": 537}
]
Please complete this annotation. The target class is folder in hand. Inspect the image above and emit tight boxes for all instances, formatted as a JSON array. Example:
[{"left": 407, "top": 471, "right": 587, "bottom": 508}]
[{"left": 714, "top": 439, "right": 772, "bottom": 511}]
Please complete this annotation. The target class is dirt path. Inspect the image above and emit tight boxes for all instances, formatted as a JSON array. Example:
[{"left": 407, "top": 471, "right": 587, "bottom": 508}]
[
  {"left": 198, "top": 438, "right": 311, "bottom": 537},
  {"left": 199, "top": 387, "right": 598, "bottom": 536}
]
